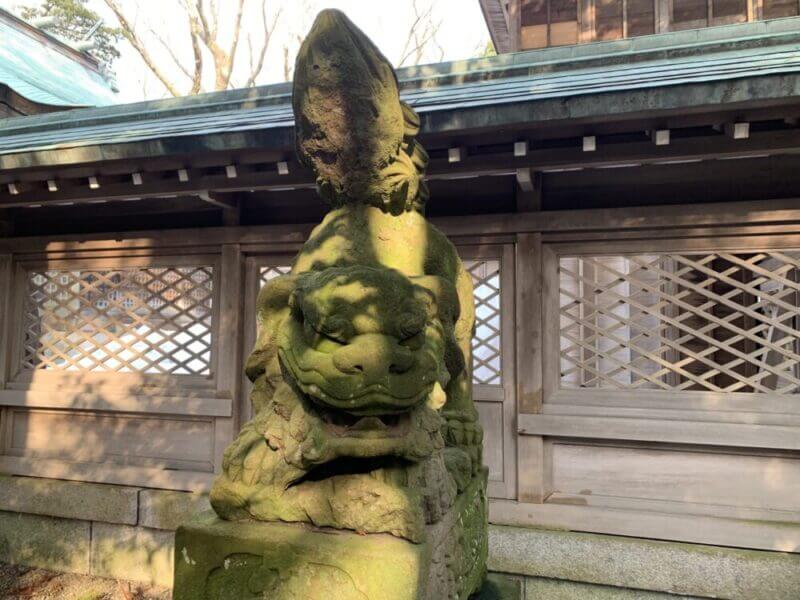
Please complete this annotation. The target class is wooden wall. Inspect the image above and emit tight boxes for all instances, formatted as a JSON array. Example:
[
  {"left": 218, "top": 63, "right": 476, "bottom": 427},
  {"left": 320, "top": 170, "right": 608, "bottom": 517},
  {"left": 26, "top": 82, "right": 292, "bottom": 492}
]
[
  {"left": 515, "top": 0, "right": 800, "bottom": 48},
  {"left": 1, "top": 198, "right": 799, "bottom": 553}
]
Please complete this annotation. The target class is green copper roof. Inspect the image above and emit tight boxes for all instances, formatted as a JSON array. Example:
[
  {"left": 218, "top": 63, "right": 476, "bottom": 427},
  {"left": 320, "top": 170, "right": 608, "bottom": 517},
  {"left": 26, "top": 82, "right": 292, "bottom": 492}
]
[
  {"left": 0, "top": 17, "right": 799, "bottom": 165},
  {"left": 0, "top": 9, "right": 117, "bottom": 108}
]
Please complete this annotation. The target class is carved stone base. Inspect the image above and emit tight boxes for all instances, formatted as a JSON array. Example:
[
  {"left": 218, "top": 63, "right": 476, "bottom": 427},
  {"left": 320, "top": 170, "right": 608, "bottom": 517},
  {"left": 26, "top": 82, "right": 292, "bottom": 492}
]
[{"left": 172, "top": 470, "right": 487, "bottom": 600}]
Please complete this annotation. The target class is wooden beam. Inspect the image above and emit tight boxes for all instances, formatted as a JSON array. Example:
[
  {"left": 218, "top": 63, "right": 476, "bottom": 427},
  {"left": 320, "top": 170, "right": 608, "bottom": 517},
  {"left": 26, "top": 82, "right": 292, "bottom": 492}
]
[
  {"left": 518, "top": 414, "right": 800, "bottom": 450},
  {"left": 726, "top": 122, "right": 751, "bottom": 139},
  {"left": 0, "top": 167, "right": 315, "bottom": 209},
  {"left": 9, "top": 197, "right": 800, "bottom": 254},
  {"left": 0, "top": 456, "right": 214, "bottom": 493},
  {"left": 198, "top": 191, "right": 237, "bottom": 210},
  {"left": 489, "top": 499, "right": 800, "bottom": 553},
  {"left": 0, "top": 129, "right": 798, "bottom": 209},
  {"left": 652, "top": 129, "right": 670, "bottom": 146},
  {"left": 515, "top": 168, "right": 542, "bottom": 212},
  {"left": 448, "top": 147, "right": 464, "bottom": 163},
  {"left": 198, "top": 191, "right": 241, "bottom": 226},
  {"left": 0, "top": 389, "right": 231, "bottom": 417}
]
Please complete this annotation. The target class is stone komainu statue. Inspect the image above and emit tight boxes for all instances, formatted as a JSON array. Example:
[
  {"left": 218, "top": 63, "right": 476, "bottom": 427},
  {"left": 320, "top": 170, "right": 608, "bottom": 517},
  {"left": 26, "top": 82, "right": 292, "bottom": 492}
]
[{"left": 209, "top": 10, "right": 487, "bottom": 594}]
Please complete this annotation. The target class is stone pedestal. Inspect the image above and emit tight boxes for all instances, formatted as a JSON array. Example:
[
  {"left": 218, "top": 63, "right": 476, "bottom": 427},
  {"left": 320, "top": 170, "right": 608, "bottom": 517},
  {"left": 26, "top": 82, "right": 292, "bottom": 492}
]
[{"left": 173, "top": 471, "right": 487, "bottom": 600}]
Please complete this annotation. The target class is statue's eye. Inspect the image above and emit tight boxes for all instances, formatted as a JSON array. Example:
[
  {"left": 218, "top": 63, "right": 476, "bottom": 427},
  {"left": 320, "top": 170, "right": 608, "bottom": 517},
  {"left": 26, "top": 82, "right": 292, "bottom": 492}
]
[
  {"left": 400, "top": 331, "right": 424, "bottom": 350},
  {"left": 322, "top": 331, "right": 347, "bottom": 345},
  {"left": 319, "top": 318, "right": 350, "bottom": 344},
  {"left": 398, "top": 313, "right": 424, "bottom": 340}
]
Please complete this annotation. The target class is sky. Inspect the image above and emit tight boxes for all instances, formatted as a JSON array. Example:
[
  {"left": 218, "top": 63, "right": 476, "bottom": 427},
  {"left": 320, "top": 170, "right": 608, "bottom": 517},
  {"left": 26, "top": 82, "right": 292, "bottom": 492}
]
[{"left": 1, "top": 0, "right": 491, "bottom": 102}]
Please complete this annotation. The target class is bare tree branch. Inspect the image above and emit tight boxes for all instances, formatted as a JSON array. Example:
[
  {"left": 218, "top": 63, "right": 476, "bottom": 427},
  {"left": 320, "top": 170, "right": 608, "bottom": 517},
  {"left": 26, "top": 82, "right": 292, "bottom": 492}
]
[
  {"left": 283, "top": 44, "right": 291, "bottom": 82},
  {"left": 105, "top": 0, "right": 286, "bottom": 95},
  {"left": 147, "top": 25, "right": 192, "bottom": 81},
  {"left": 397, "top": 0, "right": 443, "bottom": 67},
  {"left": 245, "top": 2, "right": 282, "bottom": 87},
  {"left": 208, "top": 0, "right": 219, "bottom": 38},
  {"left": 193, "top": 0, "right": 211, "bottom": 41},
  {"left": 227, "top": 0, "right": 246, "bottom": 82},
  {"left": 188, "top": 17, "right": 204, "bottom": 94},
  {"left": 102, "top": 0, "right": 182, "bottom": 97}
]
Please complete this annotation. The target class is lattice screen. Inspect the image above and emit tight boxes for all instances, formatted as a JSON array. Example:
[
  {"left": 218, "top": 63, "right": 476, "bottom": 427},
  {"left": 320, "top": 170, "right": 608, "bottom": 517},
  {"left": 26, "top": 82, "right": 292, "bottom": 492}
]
[
  {"left": 559, "top": 252, "right": 800, "bottom": 393},
  {"left": 259, "top": 261, "right": 504, "bottom": 386},
  {"left": 259, "top": 265, "right": 292, "bottom": 287},
  {"left": 23, "top": 266, "right": 214, "bottom": 375},
  {"left": 466, "top": 259, "right": 502, "bottom": 385}
]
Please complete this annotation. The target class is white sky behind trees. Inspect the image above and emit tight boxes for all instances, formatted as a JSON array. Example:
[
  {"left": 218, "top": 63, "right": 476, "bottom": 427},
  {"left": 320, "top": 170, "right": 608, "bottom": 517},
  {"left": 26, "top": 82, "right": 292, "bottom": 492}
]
[{"left": 1, "top": 0, "right": 491, "bottom": 102}]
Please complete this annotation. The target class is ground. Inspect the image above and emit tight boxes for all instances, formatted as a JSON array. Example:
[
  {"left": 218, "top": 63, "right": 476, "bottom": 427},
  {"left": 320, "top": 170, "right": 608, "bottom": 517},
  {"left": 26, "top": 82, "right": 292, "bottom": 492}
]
[{"left": 0, "top": 564, "right": 170, "bottom": 600}]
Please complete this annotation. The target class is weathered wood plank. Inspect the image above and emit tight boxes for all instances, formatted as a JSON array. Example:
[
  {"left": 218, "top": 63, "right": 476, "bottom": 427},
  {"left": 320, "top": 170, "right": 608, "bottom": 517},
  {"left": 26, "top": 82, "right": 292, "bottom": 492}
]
[
  {"left": 488, "top": 499, "right": 800, "bottom": 552},
  {"left": 517, "top": 435, "right": 547, "bottom": 503},
  {"left": 0, "top": 390, "right": 231, "bottom": 417},
  {"left": 549, "top": 442, "right": 800, "bottom": 513},
  {"left": 5, "top": 409, "right": 215, "bottom": 471},
  {"left": 0, "top": 455, "right": 214, "bottom": 492},
  {"left": 548, "top": 387, "right": 800, "bottom": 414},
  {"left": 519, "top": 414, "right": 800, "bottom": 450}
]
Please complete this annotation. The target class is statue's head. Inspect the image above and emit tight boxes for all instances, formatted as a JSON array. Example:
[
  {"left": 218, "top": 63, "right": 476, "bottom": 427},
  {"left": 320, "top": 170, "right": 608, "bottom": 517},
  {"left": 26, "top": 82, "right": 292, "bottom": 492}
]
[
  {"left": 275, "top": 266, "right": 461, "bottom": 454},
  {"left": 293, "top": 9, "right": 428, "bottom": 214}
]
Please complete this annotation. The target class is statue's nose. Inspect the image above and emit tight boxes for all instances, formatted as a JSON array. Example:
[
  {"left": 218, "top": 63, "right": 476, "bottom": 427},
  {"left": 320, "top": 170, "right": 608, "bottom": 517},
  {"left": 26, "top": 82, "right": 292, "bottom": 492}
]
[{"left": 332, "top": 334, "right": 415, "bottom": 379}]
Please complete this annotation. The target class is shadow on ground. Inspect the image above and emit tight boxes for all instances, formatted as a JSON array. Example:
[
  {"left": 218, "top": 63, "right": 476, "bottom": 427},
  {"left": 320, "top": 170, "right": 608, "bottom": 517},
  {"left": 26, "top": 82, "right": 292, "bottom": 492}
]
[{"left": 0, "top": 563, "right": 170, "bottom": 600}]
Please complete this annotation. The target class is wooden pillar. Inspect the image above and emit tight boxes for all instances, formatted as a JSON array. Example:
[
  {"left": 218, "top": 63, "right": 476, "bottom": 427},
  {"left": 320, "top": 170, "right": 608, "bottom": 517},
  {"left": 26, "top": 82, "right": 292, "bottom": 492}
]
[
  {"left": 515, "top": 233, "right": 548, "bottom": 503},
  {"left": 0, "top": 254, "right": 12, "bottom": 456},
  {"left": 213, "top": 244, "right": 245, "bottom": 473},
  {"left": 656, "top": 0, "right": 670, "bottom": 31},
  {"left": 580, "top": 0, "right": 595, "bottom": 42},
  {"left": 510, "top": 0, "right": 522, "bottom": 51}
]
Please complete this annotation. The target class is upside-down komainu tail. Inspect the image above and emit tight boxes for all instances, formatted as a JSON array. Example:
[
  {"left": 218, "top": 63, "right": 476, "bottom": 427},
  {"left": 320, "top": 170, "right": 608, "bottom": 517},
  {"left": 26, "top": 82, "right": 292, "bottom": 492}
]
[{"left": 210, "top": 9, "right": 483, "bottom": 547}]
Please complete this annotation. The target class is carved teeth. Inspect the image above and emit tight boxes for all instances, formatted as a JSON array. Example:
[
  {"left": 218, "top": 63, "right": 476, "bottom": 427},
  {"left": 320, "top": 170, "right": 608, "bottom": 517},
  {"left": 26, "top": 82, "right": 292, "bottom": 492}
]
[{"left": 348, "top": 417, "right": 388, "bottom": 431}]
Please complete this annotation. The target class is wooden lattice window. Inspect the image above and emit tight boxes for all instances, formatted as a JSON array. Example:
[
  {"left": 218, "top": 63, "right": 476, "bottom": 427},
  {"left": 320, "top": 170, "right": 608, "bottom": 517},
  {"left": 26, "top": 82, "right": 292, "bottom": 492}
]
[
  {"left": 257, "top": 262, "right": 504, "bottom": 387},
  {"left": 466, "top": 259, "right": 503, "bottom": 386},
  {"left": 259, "top": 265, "right": 292, "bottom": 286},
  {"left": 559, "top": 251, "right": 800, "bottom": 393},
  {"left": 22, "top": 266, "right": 214, "bottom": 375}
]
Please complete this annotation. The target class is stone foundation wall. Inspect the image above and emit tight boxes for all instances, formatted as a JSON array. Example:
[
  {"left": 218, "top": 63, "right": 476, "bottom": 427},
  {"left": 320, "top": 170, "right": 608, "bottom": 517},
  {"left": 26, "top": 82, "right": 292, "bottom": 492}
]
[
  {"left": 0, "top": 475, "right": 204, "bottom": 587},
  {"left": 1, "top": 475, "right": 798, "bottom": 598}
]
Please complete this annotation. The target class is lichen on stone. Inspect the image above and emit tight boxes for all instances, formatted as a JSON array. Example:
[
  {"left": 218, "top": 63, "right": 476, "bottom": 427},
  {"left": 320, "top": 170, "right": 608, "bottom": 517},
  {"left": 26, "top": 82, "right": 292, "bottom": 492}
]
[{"left": 209, "top": 9, "right": 486, "bottom": 561}]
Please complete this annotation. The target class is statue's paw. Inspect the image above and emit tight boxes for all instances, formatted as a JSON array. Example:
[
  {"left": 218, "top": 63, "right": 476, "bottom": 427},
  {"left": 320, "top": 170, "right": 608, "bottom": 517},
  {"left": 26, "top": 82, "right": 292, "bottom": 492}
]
[
  {"left": 209, "top": 478, "right": 251, "bottom": 521},
  {"left": 442, "top": 447, "right": 472, "bottom": 492},
  {"left": 222, "top": 426, "right": 271, "bottom": 485}
]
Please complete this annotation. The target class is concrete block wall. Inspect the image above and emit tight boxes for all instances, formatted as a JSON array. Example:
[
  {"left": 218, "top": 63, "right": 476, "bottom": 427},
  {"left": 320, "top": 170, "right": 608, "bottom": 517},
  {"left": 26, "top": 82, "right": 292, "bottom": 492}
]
[
  {"left": 487, "top": 527, "right": 800, "bottom": 600},
  {"left": 0, "top": 475, "right": 207, "bottom": 587},
  {"left": 1, "top": 475, "right": 799, "bottom": 598}
]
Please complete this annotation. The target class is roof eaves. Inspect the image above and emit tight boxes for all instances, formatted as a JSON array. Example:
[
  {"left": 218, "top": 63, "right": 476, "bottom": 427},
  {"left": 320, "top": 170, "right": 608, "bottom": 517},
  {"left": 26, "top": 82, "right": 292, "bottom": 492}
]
[{"left": 0, "top": 8, "right": 102, "bottom": 74}]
